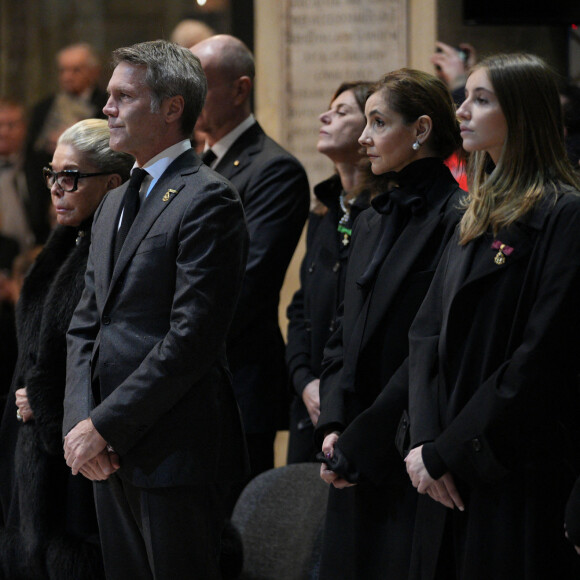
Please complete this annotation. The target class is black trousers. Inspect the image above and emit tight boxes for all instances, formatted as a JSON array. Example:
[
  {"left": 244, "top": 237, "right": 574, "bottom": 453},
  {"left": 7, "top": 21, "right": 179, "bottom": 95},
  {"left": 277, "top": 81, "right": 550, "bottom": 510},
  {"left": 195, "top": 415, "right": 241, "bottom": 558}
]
[{"left": 94, "top": 474, "right": 228, "bottom": 580}]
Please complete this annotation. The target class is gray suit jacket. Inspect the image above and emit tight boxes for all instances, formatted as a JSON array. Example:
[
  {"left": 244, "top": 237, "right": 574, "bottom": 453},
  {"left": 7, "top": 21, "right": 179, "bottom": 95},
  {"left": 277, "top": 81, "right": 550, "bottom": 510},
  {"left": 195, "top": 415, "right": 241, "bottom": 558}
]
[{"left": 64, "top": 148, "right": 249, "bottom": 488}]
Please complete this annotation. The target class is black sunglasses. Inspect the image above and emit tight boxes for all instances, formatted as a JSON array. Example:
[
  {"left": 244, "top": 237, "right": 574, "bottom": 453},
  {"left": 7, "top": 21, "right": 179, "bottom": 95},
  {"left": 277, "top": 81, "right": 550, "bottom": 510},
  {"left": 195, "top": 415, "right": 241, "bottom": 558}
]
[{"left": 43, "top": 167, "right": 114, "bottom": 193}]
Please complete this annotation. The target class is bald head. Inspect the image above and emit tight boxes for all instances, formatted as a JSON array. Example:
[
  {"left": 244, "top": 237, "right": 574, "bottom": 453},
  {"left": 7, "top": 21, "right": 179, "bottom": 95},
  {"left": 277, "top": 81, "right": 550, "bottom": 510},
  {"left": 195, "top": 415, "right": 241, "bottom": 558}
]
[
  {"left": 171, "top": 19, "right": 215, "bottom": 48},
  {"left": 192, "top": 35, "right": 254, "bottom": 82},
  {"left": 190, "top": 35, "right": 254, "bottom": 145},
  {"left": 57, "top": 43, "right": 101, "bottom": 96}
]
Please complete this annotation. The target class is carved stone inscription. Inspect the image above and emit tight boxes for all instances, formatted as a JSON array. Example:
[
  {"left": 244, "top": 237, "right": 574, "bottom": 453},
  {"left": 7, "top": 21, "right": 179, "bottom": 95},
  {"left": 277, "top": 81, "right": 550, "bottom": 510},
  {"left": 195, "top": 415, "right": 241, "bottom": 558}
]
[{"left": 285, "top": 0, "right": 408, "bottom": 188}]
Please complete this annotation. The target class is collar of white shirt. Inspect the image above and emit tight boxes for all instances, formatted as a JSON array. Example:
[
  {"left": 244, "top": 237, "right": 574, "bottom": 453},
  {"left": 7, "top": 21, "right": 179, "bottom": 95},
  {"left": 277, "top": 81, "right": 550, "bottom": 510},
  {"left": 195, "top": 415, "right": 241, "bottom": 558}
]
[
  {"left": 204, "top": 114, "right": 256, "bottom": 169},
  {"left": 135, "top": 139, "right": 192, "bottom": 198}
]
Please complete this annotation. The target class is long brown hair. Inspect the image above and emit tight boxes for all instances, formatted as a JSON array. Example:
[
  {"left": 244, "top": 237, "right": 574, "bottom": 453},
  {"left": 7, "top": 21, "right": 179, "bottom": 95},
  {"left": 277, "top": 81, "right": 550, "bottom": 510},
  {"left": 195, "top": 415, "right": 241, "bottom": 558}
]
[{"left": 459, "top": 53, "right": 580, "bottom": 244}]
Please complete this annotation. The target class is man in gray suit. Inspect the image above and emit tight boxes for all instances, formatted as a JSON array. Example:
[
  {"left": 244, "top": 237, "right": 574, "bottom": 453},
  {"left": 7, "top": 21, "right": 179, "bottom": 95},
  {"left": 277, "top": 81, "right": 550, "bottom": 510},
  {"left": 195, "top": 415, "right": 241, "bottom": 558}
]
[{"left": 63, "top": 40, "right": 248, "bottom": 579}]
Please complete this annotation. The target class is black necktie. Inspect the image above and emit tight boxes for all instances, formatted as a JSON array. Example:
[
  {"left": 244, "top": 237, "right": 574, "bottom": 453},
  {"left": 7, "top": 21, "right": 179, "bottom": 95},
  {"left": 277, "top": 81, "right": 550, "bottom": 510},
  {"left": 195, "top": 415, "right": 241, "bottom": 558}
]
[
  {"left": 201, "top": 149, "right": 217, "bottom": 166},
  {"left": 113, "top": 168, "right": 147, "bottom": 264}
]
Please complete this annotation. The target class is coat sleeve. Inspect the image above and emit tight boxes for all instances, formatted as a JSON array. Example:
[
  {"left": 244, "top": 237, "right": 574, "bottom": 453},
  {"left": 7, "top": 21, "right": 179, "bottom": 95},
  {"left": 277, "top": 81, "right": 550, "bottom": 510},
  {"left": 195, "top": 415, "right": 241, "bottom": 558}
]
[
  {"left": 566, "top": 477, "right": 580, "bottom": 546},
  {"left": 285, "top": 213, "right": 322, "bottom": 396},
  {"left": 227, "top": 155, "right": 309, "bottom": 342},
  {"left": 315, "top": 219, "right": 366, "bottom": 445},
  {"left": 333, "top": 358, "right": 410, "bottom": 486},
  {"left": 66, "top": 182, "right": 249, "bottom": 455},
  {"left": 63, "top": 208, "right": 104, "bottom": 439},
  {"left": 27, "top": 246, "right": 87, "bottom": 455},
  {"left": 315, "top": 300, "right": 348, "bottom": 446},
  {"left": 424, "top": 202, "right": 580, "bottom": 485},
  {"left": 407, "top": 238, "right": 450, "bottom": 449}
]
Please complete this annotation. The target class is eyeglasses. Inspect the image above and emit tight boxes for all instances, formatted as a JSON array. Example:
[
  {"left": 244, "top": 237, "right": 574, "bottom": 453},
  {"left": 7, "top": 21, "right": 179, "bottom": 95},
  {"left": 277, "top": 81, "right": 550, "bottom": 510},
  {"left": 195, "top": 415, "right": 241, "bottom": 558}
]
[{"left": 43, "top": 167, "right": 114, "bottom": 193}]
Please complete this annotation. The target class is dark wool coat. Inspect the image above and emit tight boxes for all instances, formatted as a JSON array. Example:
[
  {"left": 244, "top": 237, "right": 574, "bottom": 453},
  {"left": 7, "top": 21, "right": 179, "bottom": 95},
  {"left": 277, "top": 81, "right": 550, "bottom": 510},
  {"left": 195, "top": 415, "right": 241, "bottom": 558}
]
[
  {"left": 315, "top": 158, "right": 464, "bottom": 580},
  {"left": 0, "top": 224, "right": 103, "bottom": 580},
  {"left": 285, "top": 174, "right": 370, "bottom": 463},
  {"left": 407, "top": 187, "right": 580, "bottom": 579},
  {"left": 214, "top": 122, "right": 310, "bottom": 437},
  {"left": 566, "top": 477, "right": 580, "bottom": 547}
]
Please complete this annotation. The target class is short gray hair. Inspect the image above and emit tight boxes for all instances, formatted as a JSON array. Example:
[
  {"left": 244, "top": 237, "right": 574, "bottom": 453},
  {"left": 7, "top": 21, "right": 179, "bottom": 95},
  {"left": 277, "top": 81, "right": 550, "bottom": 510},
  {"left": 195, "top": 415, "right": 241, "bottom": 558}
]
[
  {"left": 58, "top": 119, "right": 133, "bottom": 181},
  {"left": 112, "top": 40, "right": 207, "bottom": 135}
]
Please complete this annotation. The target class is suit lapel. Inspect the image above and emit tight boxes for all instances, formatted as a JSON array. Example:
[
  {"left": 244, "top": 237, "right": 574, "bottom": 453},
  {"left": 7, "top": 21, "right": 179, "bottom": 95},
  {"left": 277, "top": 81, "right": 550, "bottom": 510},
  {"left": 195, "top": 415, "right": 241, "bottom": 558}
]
[
  {"left": 214, "top": 123, "right": 263, "bottom": 185},
  {"left": 97, "top": 190, "right": 124, "bottom": 288},
  {"left": 455, "top": 192, "right": 555, "bottom": 293},
  {"left": 441, "top": 198, "right": 554, "bottom": 364},
  {"left": 358, "top": 207, "right": 447, "bottom": 354},
  {"left": 338, "top": 210, "right": 380, "bottom": 382},
  {"left": 456, "top": 221, "right": 537, "bottom": 292},
  {"left": 106, "top": 150, "right": 199, "bottom": 299}
]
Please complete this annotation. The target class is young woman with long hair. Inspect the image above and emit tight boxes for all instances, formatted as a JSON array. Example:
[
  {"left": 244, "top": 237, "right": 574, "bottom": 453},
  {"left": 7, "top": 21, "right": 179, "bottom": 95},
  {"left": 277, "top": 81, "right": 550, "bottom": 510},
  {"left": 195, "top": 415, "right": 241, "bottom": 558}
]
[{"left": 405, "top": 53, "right": 580, "bottom": 578}]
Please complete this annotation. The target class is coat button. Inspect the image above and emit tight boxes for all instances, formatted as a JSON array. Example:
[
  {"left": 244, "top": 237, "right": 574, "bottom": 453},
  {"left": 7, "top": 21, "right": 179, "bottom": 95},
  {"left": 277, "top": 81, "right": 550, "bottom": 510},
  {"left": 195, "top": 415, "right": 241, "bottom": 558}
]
[
  {"left": 102, "top": 316, "right": 111, "bottom": 325},
  {"left": 332, "top": 262, "right": 340, "bottom": 273},
  {"left": 471, "top": 438, "right": 482, "bottom": 452}
]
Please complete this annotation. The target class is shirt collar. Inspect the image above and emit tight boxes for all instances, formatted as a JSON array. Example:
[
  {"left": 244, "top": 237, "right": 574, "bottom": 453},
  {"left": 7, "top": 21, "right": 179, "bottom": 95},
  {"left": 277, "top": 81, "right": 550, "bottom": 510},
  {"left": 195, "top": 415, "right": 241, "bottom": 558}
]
[
  {"left": 205, "top": 115, "right": 255, "bottom": 167},
  {"left": 133, "top": 139, "right": 192, "bottom": 197}
]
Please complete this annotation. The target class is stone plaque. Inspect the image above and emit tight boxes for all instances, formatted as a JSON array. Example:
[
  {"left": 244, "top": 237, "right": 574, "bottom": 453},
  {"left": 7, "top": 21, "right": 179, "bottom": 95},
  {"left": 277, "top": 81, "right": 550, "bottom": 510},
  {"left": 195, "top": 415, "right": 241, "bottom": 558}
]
[{"left": 284, "top": 0, "right": 408, "bottom": 189}]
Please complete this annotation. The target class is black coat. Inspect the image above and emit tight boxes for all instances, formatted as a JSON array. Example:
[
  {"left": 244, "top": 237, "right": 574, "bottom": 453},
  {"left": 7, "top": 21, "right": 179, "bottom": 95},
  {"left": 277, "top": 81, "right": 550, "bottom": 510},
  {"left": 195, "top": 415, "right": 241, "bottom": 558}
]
[
  {"left": 316, "top": 158, "right": 464, "bottom": 579},
  {"left": 0, "top": 224, "right": 103, "bottom": 580},
  {"left": 213, "top": 122, "right": 310, "bottom": 434},
  {"left": 406, "top": 187, "right": 580, "bottom": 579},
  {"left": 285, "top": 174, "right": 370, "bottom": 462},
  {"left": 566, "top": 477, "right": 580, "bottom": 546}
]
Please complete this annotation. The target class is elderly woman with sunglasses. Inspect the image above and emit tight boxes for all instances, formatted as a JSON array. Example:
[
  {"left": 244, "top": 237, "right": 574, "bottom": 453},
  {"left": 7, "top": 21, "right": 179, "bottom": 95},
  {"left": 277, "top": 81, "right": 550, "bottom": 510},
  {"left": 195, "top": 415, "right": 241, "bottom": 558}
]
[{"left": 0, "top": 119, "right": 132, "bottom": 580}]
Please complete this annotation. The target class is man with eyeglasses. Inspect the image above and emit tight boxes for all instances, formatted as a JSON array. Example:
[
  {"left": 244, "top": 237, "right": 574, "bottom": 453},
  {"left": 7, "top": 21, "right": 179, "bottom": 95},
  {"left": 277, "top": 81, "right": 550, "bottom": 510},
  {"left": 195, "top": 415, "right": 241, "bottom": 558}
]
[{"left": 62, "top": 40, "right": 249, "bottom": 579}]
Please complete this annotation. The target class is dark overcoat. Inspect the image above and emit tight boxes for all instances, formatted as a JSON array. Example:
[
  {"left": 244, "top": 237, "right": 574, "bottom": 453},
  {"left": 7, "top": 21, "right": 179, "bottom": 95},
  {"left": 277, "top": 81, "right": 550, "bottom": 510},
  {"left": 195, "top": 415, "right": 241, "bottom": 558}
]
[
  {"left": 407, "top": 186, "right": 580, "bottom": 579},
  {"left": 285, "top": 174, "right": 370, "bottom": 462},
  {"left": 315, "top": 158, "right": 464, "bottom": 579},
  {"left": 0, "top": 224, "right": 103, "bottom": 580},
  {"left": 214, "top": 122, "right": 310, "bottom": 436}
]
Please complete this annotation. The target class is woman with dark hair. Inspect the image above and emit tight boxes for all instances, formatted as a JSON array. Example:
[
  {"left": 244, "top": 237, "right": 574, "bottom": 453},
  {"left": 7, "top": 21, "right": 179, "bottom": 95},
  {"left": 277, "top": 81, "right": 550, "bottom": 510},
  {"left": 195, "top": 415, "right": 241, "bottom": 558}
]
[
  {"left": 405, "top": 53, "right": 580, "bottom": 578},
  {"left": 285, "top": 81, "right": 374, "bottom": 463},
  {"left": 315, "top": 69, "right": 465, "bottom": 579},
  {"left": 0, "top": 119, "right": 133, "bottom": 579}
]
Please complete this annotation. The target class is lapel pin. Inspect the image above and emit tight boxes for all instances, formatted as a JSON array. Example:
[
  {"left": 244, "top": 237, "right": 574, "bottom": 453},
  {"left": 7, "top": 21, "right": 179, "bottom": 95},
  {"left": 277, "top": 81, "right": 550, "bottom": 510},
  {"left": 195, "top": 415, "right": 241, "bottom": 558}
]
[
  {"left": 162, "top": 189, "right": 178, "bottom": 202},
  {"left": 491, "top": 240, "right": 514, "bottom": 265},
  {"left": 234, "top": 160, "right": 240, "bottom": 167}
]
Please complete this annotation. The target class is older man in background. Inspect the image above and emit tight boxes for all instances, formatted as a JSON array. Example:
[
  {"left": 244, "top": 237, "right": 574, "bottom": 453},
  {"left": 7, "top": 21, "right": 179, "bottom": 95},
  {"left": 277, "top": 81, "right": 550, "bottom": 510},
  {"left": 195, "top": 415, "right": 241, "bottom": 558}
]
[{"left": 0, "top": 99, "right": 36, "bottom": 251}]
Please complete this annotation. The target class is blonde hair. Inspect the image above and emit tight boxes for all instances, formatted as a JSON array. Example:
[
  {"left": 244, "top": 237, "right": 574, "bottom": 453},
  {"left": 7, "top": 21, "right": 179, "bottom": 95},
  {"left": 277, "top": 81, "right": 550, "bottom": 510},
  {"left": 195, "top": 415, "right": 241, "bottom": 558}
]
[
  {"left": 459, "top": 53, "right": 580, "bottom": 244},
  {"left": 58, "top": 119, "right": 133, "bottom": 181}
]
